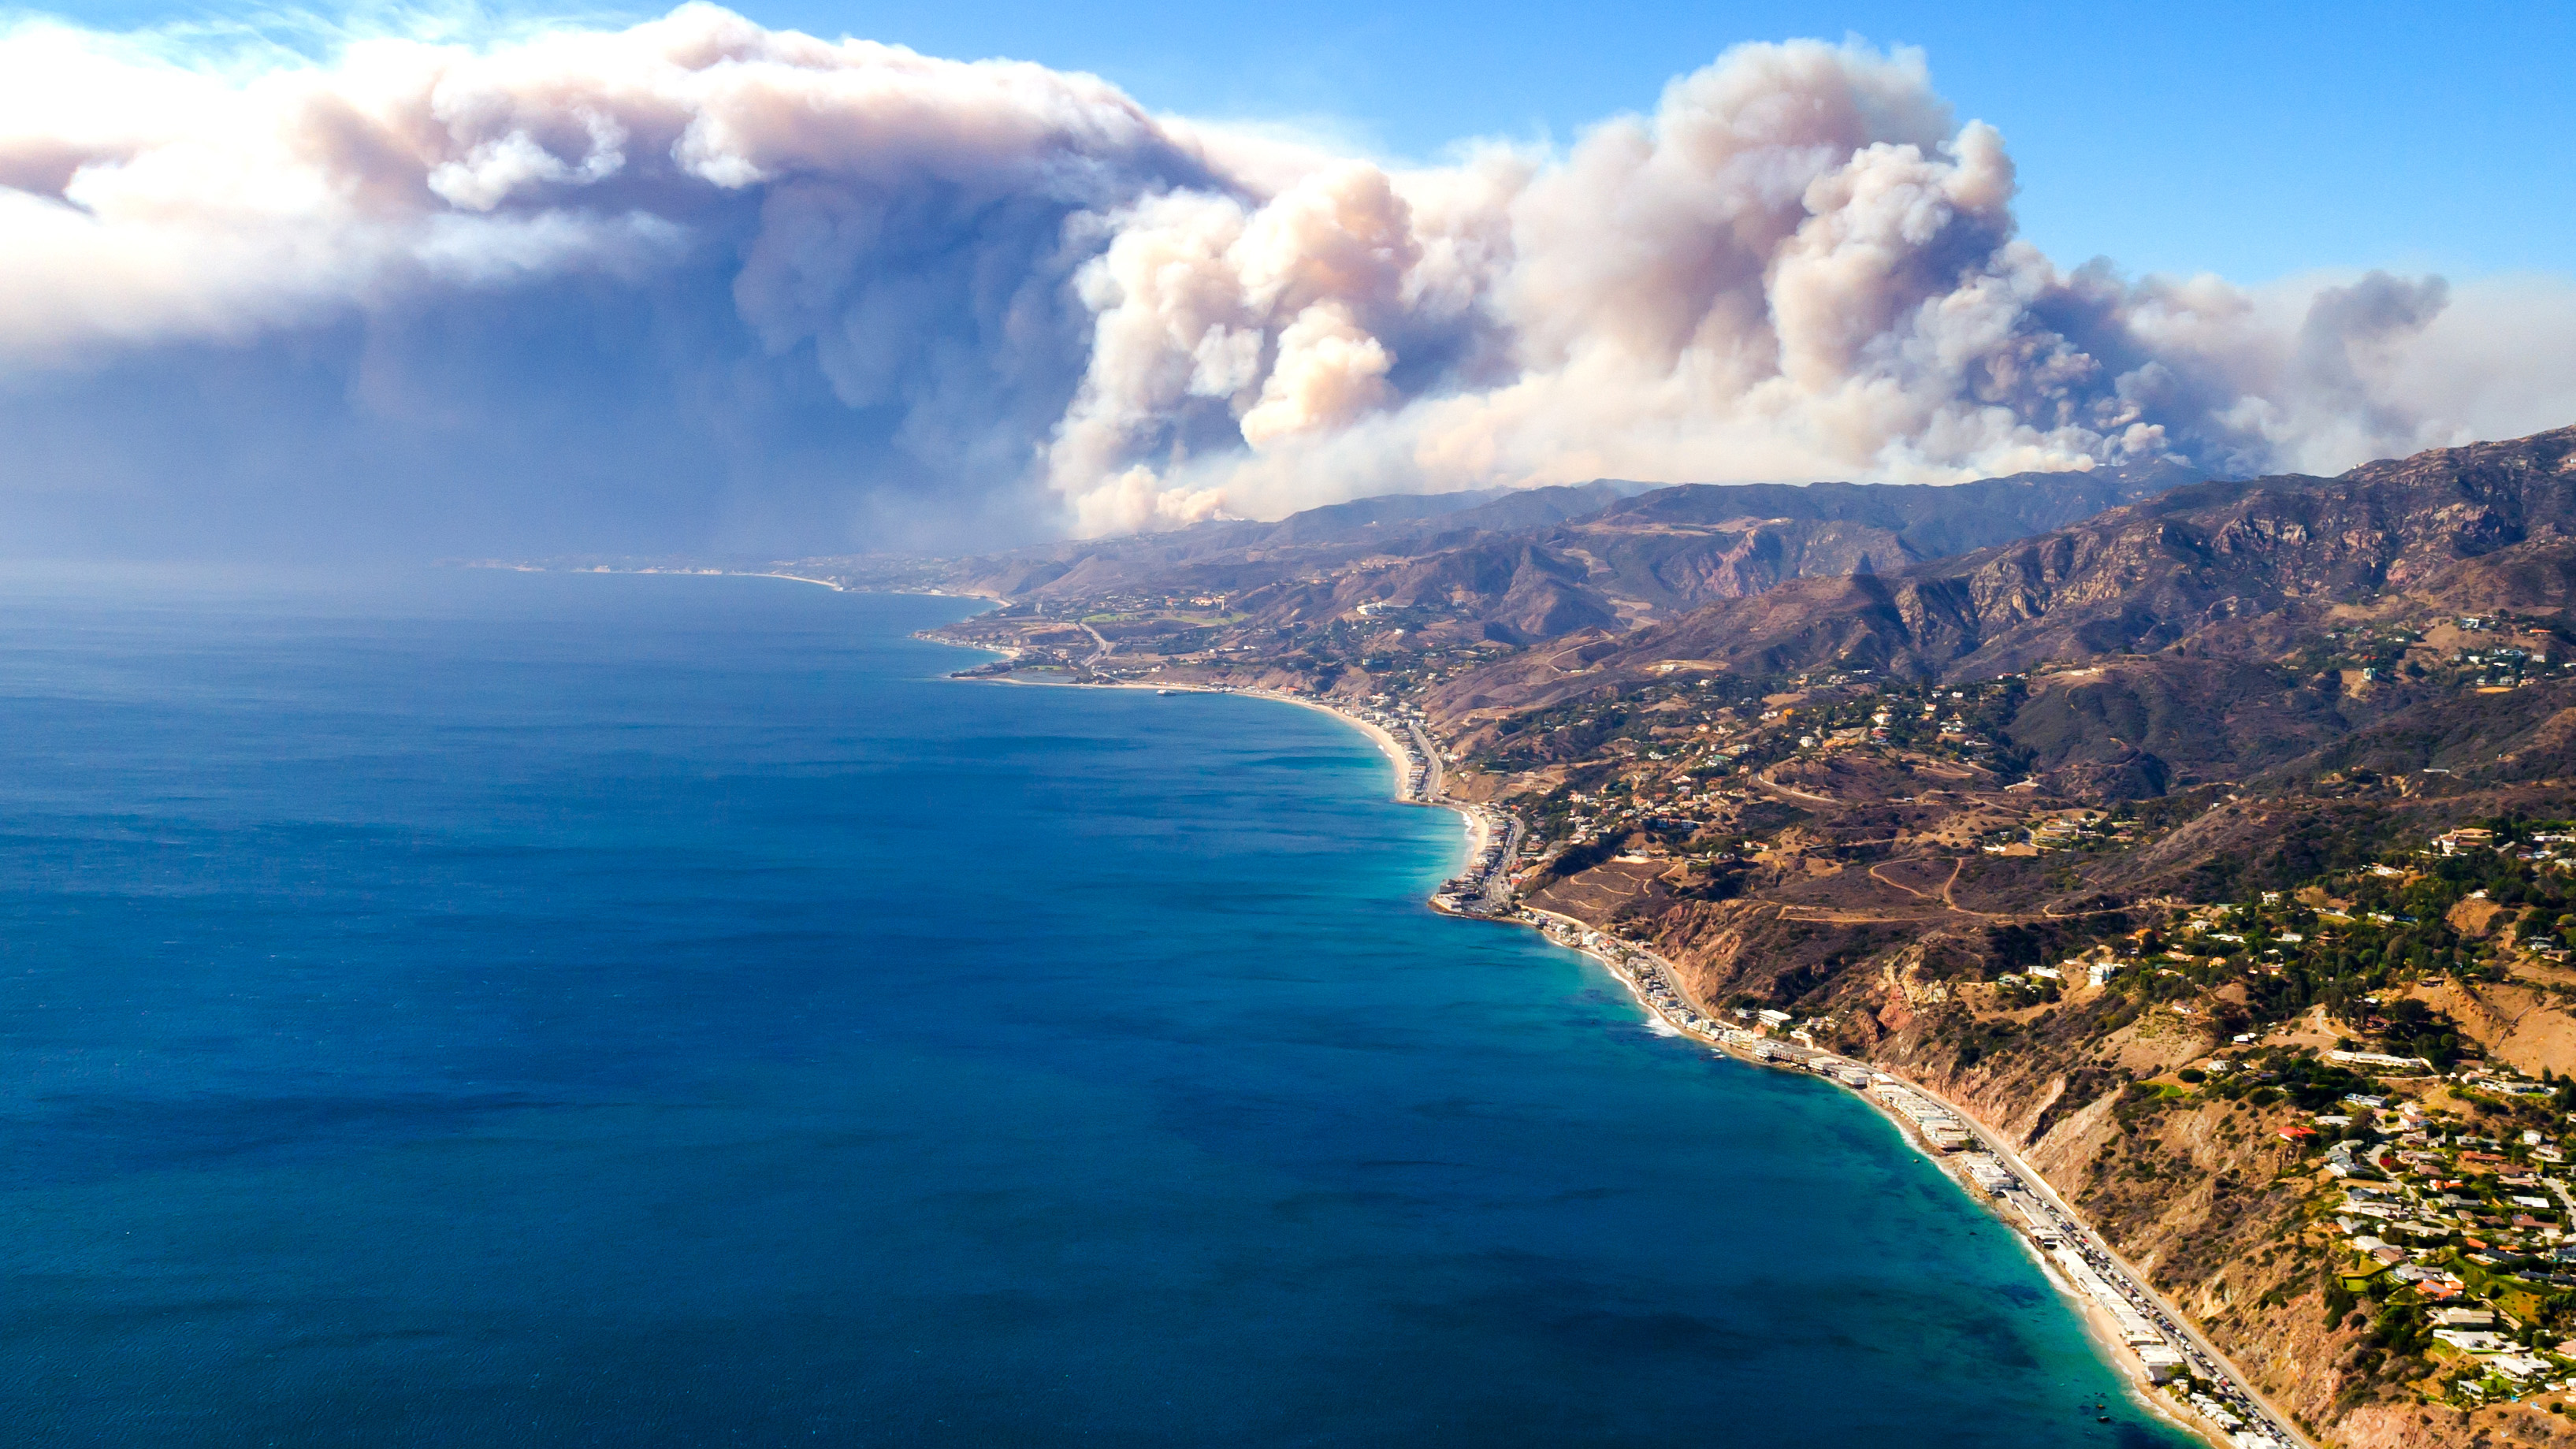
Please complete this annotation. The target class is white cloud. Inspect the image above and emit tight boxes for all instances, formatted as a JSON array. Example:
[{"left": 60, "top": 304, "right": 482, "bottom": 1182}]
[{"left": 0, "top": 6, "right": 2567, "bottom": 548}]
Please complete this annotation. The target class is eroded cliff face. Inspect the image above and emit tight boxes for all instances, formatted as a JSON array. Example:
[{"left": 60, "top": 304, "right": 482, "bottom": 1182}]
[{"left": 1651, "top": 921, "right": 2505, "bottom": 1445}]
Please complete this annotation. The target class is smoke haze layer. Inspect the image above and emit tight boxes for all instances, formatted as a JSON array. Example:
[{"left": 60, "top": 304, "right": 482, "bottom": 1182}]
[{"left": 2, "top": 4, "right": 2570, "bottom": 558}]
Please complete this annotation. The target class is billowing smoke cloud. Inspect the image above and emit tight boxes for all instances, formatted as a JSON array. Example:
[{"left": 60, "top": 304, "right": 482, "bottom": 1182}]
[{"left": 0, "top": 6, "right": 2570, "bottom": 557}]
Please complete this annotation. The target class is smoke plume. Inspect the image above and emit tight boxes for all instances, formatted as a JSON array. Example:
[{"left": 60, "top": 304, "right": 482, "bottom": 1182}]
[{"left": 0, "top": 5, "right": 2570, "bottom": 556}]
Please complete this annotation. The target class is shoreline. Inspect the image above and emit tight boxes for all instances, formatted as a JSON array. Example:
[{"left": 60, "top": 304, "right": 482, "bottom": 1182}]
[
  {"left": 459, "top": 562, "right": 991, "bottom": 601},
  {"left": 580, "top": 541, "right": 2298, "bottom": 1445},
  {"left": 1519, "top": 905, "right": 2280, "bottom": 1449},
  {"left": 925, "top": 641, "right": 2298, "bottom": 1447},
  {"left": 1239, "top": 689, "right": 1494, "bottom": 863},
  {"left": 745, "top": 570, "right": 847, "bottom": 591},
  {"left": 977, "top": 674, "right": 1496, "bottom": 875},
  {"left": 1225, "top": 685, "right": 2308, "bottom": 1449}
]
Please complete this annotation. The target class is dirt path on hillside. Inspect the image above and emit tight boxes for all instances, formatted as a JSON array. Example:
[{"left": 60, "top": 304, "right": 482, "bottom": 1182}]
[
  {"left": 1866, "top": 863, "right": 1925, "bottom": 895},
  {"left": 1863, "top": 856, "right": 1975, "bottom": 916}
]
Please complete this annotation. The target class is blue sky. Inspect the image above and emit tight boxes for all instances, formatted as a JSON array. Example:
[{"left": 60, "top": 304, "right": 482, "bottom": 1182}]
[
  {"left": 722, "top": 0, "right": 2576, "bottom": 284},
  {"left": 30, "top": 0, "right": 2572, "bottom": 284}
]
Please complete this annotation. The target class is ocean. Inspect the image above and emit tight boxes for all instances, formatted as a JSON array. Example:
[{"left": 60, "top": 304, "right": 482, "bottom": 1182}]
[{"left": 0, "top": 568, "right": 2189, "bottom": 1445}]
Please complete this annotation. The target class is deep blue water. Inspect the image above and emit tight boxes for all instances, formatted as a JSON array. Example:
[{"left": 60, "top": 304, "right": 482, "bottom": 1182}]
[{"left": 0, "top": 569, "right": 2188, "bottom": 1446}]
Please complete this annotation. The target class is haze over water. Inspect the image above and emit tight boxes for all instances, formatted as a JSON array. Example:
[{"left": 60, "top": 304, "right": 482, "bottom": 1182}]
[{"left": 0, "top": 569, "right": 2184, "bottom": 1445}]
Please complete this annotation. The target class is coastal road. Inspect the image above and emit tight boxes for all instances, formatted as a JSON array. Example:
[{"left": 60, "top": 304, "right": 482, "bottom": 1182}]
[
  {"left": 1080, "top": 622, "right": 1113, "bottom": 666},
  {"left": 1475, "top": 812, "right": 1526, "bottom": 912},
  {"left": 1554, "top": 916, "right": 2311, "bottom": 1449},
  {"left": 1368, "top": 707, "right": 1519, "bottom": 914},
  {"left": 1914, "top": 1079, "right": 2314, "bottom": 1449},
  {"left": 1406, "top": 719, "right": 1444, "bottom": 801}
]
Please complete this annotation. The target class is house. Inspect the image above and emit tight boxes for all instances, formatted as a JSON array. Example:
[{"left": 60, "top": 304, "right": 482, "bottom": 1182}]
[
  {"left": 2493, "top": 1354, "right": 2552, "bottom": 1380},
  {"left": 2433, "top": 1329, "right": 2513, "bottom": 1354},
  {"left": 2329, "top": 1049, "right": 2436, "bottom": 1072}
]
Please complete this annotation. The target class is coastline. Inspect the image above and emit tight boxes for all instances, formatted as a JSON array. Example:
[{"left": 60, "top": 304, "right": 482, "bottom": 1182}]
[
  {"left": 976, "top": 674, "right": 1496, "bottom": 872},
  {"left": 551, "top": 570, "right": 2267, "bottom": 1444},
  {"left": 1230, "top": 686, "right": 2309, "bottom": 1449},
  {"left": 924, "top": 637, "right": 2295, "bottom": 1447},
  {"left": 745, "top": 570, "right": 847, "bottom": 590},
  {"left": 1243, "top": 689, "right": 1493, "bottom": 861},
  {"left": 1514, "top": 903, "right": 2283, "bottom": 1449},
  {"left": 459, "top": 562, "right": 989, "bottom": 600}
]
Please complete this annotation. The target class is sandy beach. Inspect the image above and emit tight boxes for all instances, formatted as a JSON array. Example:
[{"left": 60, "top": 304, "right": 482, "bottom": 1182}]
[
  {"left": 1072, "top": 680, "right": 1492, "bottom": 861},
  {"left": 1509, "top": 900, "right": 2295, "bottom": 1449},
  {"left": 1257, "top": 692, "right": 1502, "bottom": 876}
]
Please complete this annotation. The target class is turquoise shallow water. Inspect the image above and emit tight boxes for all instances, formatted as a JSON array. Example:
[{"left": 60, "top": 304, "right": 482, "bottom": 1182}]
[{"left": 0, "top": 569, "right": 2188, "bottom": 1445}]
